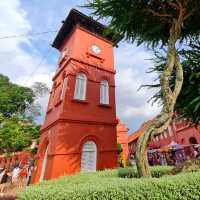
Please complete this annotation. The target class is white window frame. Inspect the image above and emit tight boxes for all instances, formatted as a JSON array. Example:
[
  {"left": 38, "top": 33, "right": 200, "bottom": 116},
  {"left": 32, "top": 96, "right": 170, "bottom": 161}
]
[
  {"left": 100, "top": 80, "right": 109, "bottom": 104},
  {"left": 60, "top": 77, "right": 68, "bottom": 100},
  {"left": 74, "top": 73, "right": 87, "bottom": 100}
]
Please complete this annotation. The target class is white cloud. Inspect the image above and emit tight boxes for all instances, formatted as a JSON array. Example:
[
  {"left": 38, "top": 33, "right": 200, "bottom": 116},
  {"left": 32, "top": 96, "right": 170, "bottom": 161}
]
[
  {"left": 0, "top": 1, "right": 161, "bottom": 130},
  {"left": 123, "top": 103, "right": 159, "bottom": 119},
  {"left": 0, "top": 0, "right": 31, "bottom": 40},
  {"left": 115, "top": 44, "right": 161, "bottom": 132},
  {"left": 115, "top": 43, "right": 153, "bottom": 70},
  {"left": 0, "top": 0, "right": 54, "bottom": 122},
  {"left": 0, "top": 0, "right": 55, "bottom": 85},
  {"left": 0, "top": 0, "right": 32, "bottom": 78}
]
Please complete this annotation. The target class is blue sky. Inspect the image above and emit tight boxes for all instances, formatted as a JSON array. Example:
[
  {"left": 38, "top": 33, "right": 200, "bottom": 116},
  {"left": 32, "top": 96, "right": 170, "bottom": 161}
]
[{"left": 0, "top": 0, "right": 160, "bottom": 133}]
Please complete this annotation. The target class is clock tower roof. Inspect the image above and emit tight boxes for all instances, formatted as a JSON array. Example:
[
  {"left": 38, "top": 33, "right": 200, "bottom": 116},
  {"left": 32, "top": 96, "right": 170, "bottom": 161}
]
[{"left": 52, "top": 9, "right": 122, "bottom": 50}]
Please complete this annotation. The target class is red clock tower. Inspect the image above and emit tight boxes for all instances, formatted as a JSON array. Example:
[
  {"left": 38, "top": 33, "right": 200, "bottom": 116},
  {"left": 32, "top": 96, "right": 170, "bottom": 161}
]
[{"left": 32, "top": 9, "right": 121, "bottom": 183}]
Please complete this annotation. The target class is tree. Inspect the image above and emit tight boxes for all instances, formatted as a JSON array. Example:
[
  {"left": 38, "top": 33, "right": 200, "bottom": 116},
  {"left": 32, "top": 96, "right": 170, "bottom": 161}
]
[
  {"left": 85, "top": 0, "right": 200, "bottom": 177},
  {"left": 0, "top": 114, "right": 40, "bottom": 154},
  {"left": 0, "top": 75, "right": 49, "bottom": 154},
  {"left": 31, "top": 82, "right": 50, "bottom": 97},
  {"left": 25, "top": 82, "right": 50, "bottom": 121},
  {"left": 0, "top": 74, "right": 50, "bottom": 121},
  {"left": 0, "top": 74, "right": 34, "bottom": 117},
  {"left": 147, "top": 40, "right": 200, "bottom": 123}
]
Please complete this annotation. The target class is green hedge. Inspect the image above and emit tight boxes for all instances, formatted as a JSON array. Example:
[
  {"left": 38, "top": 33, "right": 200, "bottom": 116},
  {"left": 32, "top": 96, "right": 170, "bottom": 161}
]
[
  {"left": 118, "top": 166, "right": 172, "bottom": 178},
  {"left": 18, "top": 167, "right": 200, "bottom": 200}
]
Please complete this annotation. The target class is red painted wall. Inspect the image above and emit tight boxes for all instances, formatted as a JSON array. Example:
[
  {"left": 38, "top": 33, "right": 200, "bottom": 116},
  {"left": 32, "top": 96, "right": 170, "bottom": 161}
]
[
  {"left": 128, "top": 121, "right": 150, "bottom": 156},
  {"left": 150, "top": 120, "right": 200, "bottom": 148},
  {"left": 116, "top": 119, "right": 129, "bottom": 160},
  {"left": 128, "top": 119, "right": 200, "bottom": 156},
  {"left": 32, "top": 25, "right": 118, "bottom": 183}
]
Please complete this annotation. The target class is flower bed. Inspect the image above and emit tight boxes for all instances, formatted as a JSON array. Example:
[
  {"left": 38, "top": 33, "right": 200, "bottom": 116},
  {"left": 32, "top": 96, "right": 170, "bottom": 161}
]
[{"left": 18, "top": 166, "right": 200, "bottom": 200}]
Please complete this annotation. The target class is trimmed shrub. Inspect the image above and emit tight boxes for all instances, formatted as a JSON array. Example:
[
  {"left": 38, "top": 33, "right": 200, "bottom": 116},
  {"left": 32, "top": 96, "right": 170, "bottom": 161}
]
[
  {"left": 118, "top": 166, "right": 172, "bottom": 178},
  {"left": 18, "top": 167, "right": 200, "bottom": 200},
  {"left": 150, "top": 166, "right": 173, "bottom": 177},
  {"left": 118, "top": 167, "right": 137, "bottom": 178},
  {"left": 172, "top": 158, "right": 200, "bottom": 174}
]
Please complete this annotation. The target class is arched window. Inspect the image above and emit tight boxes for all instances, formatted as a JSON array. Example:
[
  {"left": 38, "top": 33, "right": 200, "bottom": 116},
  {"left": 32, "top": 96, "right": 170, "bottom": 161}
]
[
  {"left": 74, "top": 73, "right": 87, "bottom": 100},
  {"left": 189, "top": 137, "right": 198, "bottom": 144},
  {"left": 100, "top": 80, "right": 109, "bottom": 104}
]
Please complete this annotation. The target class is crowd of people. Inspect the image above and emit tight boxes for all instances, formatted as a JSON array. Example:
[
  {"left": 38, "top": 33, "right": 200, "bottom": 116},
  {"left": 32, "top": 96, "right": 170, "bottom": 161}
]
[
  {"left": 129, "top": 145, "right": 200, "bottom": 167},
  {"left": 0, "top": 159, "right": 34, "bottom": 194},
  {"left": 148, "top": 145, "right": 200, "bottom": 166}
]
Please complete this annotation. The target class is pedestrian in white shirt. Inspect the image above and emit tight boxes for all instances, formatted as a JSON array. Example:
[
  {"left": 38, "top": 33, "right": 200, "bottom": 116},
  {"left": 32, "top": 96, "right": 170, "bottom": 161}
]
[{"left": 12, "top": 164, "right": 20, "bottom": 184}]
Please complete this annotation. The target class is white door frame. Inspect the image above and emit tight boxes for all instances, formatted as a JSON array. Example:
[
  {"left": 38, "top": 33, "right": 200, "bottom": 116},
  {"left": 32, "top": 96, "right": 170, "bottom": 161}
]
[
  {"left": 81, "top": 141, "right": 97, "bottom": 172},
  {"left": 39, "top": 145, "right": 49, "bottom": 182}
]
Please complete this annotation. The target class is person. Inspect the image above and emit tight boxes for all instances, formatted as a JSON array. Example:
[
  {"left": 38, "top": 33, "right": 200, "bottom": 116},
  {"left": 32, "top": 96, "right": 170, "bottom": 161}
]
[
  {"left": 26, "top": 159, "right": 34, "bottom": 186},
  {"left": 14, "top": 158, "right": 19, "bottom": 167},
  {"left": 0, "top": 169, "right": 10, "bottom": 194},
  {"left": 156, "top": 153, "right": 160, "bottom": 165},
  {"left": 148, "top": 153, "right": 153, "bottom": 166},
  {"left": 11, "top": 164, "right": 20, "bottom": 185},
  {"left": 18, "top": 165, "right": 28, "bottom": 188},
  {"left": 152, "top": 153, "right": 157, "bottom": 165},
  {"left": 194, "top": 149, "right": 198, "bottom": 158},
  {"left": 160, "top": 153, "right": 166, "bottom": 165},
  {"left": 0, "top": 168, "right": 6, "bottom": 184},
  {"left": 129, "top": 154, "right": 136, "bottom": 166},
  {"left": 26, "top": 166, "right": 33, "bottom": 186}
]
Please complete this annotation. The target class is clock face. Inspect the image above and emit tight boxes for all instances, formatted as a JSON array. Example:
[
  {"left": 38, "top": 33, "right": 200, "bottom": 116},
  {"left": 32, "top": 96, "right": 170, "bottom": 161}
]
[{"left": 91, "top": 44, "right": 101, "bottom": 54}]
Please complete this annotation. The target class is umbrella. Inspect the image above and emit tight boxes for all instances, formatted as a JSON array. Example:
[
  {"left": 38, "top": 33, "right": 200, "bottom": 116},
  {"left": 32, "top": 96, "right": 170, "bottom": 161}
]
[
  {"left": 168, "top": 141, "right": 183, "bottom": 150},
  {"left": 148, "top": 149, "right": 160, "bottom": 153},
  {"left": 160, "top": 141, "right": 183, "bottom": 152}
]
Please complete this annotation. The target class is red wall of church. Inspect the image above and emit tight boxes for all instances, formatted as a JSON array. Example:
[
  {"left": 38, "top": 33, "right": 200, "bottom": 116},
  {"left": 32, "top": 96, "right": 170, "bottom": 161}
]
[
  {"left": 150, "top": 121, "right": 200, "bottom": 148},
  {"left": 128, "top": 120, "right": 200, "bottom": 157}
]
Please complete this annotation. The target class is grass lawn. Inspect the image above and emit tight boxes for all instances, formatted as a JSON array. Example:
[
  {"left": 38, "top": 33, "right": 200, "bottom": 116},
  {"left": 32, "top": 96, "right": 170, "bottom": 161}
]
[{"left": 17, "top": 166, "right": 200, "bottom": 200}]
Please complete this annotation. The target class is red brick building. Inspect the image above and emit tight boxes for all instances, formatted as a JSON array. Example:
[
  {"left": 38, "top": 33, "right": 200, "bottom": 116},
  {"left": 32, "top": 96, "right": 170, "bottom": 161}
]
[
  {"left": 150, "top": 119, "right": 200, "bottom": 149},
  {"left": 32, "top": 9, "right": 121, "bottom": 183},
  {"left": 128, "top": 119, "right": 200, "bottom": 157},
  {"left": 128, "top": 121, "right": 150, "bottom": 157},
  {"left": 116, "top": 118, "right": 129, "bottom": 161}
]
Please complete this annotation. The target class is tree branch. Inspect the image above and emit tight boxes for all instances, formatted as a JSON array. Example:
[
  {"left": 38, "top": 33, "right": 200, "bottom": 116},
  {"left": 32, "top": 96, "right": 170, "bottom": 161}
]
[
  {"left": 146, "top": 8, "right": 172, "bottom": 18},
  {"left": 172, "top": 53, "right": 184, "bottom": 100},
  {"left": 167, "top": 2, "right": 180, "bottom": 10},
  {"left": 177, "top": 1, "right": 183, "bottom": 10},
  {"left": 184, "top": 8, "right": 196, "bottom": 20}
]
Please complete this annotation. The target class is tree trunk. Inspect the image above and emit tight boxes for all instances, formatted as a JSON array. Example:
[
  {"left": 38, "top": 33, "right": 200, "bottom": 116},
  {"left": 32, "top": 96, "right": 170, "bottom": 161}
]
[{"left": 136, "top": 15, "right": 184, "bottom": 177}]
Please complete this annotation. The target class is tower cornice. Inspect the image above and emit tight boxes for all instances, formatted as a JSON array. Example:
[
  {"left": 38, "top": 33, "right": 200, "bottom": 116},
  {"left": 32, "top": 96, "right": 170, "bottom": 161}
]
[
  {"left": 52, "top": 9, "right": 122, "bottom": 49},
  {"left": 53, "top": 57, "right": 116, "bottom": 81}
]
